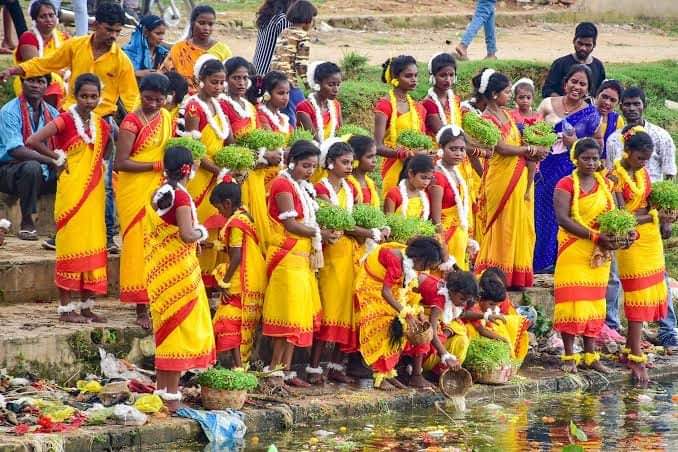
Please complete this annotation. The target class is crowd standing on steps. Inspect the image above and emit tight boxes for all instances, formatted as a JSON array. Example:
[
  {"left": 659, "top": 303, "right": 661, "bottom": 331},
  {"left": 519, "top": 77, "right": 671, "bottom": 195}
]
[{"left": 0, "top": 1, "right": 675, "bottom": 408}]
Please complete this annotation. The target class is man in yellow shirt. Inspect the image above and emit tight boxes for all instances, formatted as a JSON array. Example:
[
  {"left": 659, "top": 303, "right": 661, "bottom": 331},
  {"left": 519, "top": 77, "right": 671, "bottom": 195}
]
[{"left": 0, "top": 2, "right": 140, "bottom": 253}]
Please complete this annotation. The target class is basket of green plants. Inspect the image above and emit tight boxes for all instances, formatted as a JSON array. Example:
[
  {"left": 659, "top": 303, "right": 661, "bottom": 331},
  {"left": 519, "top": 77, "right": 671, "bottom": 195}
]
[
  {"left": 396, "top": 129, "right": 434, "bottom": 154},
  {"left": 316, "top": 200, "right": 356, "bottom": 232},
  {"left": 463, "top": 337, "right": 514, "bottom": 385},
  {"left": 523, "top": 121, "right": 557, "bottom": 148},
  {"left": 237, "top": 129, "right": 286, "bottom": 151},
  {"left": 166, "top": 136, "right": 207, "bottom": 161},
  {"left": 461, "top": 111, "right": 501, "bottom": 149},
  {"left": 597, "top": 208, "right": 638, "bottom": 248},
  {"left": 198, "top": 367, "right": 258, "bottom": 410},
  {"left": 385, "top": 214, "right": 436, "bottom": 243},
  {"left": 650, "top": 180, "right": 678, "bottom": 223}
]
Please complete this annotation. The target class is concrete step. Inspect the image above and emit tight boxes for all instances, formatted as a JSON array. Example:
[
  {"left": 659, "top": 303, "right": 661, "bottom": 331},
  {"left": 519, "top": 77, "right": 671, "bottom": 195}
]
[
  {"left": 0, "top": 299, "right": 148, "bottom": 383},
  {"left": 0, "top": 237, "right": 120, "bottom": 304},
  {"left": 0, "top": 193, "right": 55, "bottom": 236}
]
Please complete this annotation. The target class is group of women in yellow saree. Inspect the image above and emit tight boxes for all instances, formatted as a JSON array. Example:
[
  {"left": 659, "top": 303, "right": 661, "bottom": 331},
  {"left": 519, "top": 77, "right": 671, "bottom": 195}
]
[{"left": 27, "top": 27, "right": 671, "bottom": 397}]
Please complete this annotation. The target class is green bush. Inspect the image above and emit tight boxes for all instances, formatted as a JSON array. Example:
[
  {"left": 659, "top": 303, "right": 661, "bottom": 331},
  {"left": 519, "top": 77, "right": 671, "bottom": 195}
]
[
  {"left": 287, "top": 128, "right": 314, "bottom": 146},
  {"left": 597, "top": 209, "right": 638, "bottom": 235},
  {"left": 316, "top": 200, "right": 356, "bottom": 231},
  {"left": 166, "top": 137, "right": 207, "bottom": 160},
  {"left": 236, "top": 129, "right": 286, "bottom": 150},
  {"left": 385, "top": 214, "right": 436, "bottom": 243},
  {"left": 352, "top": 203, "right": 387, "bottom": 229},
  {"left": 650, "top": 180, "right": 678, "bottom": 210},
  {"left": 214, "top": 145, "right": 256, "bottom": 170},
  {"left": 464, "top": 337, "right": 513, "bottom": 374},
  {"left": 340, "top": 51, "right": 369, "bottom": 80}
]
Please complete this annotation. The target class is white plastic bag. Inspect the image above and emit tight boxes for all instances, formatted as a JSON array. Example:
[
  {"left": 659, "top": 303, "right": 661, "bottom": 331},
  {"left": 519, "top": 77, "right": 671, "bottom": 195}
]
[{"left": 112, "top": 404, "right": 148, "bottom": 426}]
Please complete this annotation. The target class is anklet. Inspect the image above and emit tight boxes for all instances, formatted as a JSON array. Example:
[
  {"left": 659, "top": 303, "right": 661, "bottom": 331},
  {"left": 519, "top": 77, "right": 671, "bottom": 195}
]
[
  {"left": 583, "top": 352, "right": 601, "bottom": 366},
  {"left": 263, "top": 366, "right": 285, "bottom": 378},
  {"left": 80, "top": 298, "right": 95, "bottom": 310},
  {"left": 57, "top": 302, "right": 81, "bottom": 314},
  {"left": 560, "top": 353, "right": 582, "bottom": 365},
  {"left": 283, "top": 371, "right": 298, "bottom": 381},
  {"left": 305, "top": 365, "right": 323, "bottom": 375},
  {"left": 153, "top": 389, "right": 182, "bottom": 401},
  {"left": 627, "top": 353, "right": 648, "bottom": 364},
  {"left": 325, "top": 363, "right": 345, "bottom": 372}
]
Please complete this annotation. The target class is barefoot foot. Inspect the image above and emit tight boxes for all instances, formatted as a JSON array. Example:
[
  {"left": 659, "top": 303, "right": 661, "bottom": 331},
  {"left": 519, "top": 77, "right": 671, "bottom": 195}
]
[
  {"left": 628, "top": 362, "right": 649, "bottom": 386},
  {"left": 59, "top": 312, "right": 90, "bottom": 323},
  {"left": 588, "top": 361, "right": 611, "bottom": 374},
  {"left": 561, "top": 361, "right": 578, "bottom": 374},
  {"left": 327, "top": 369, "right": 355, "bottom": 384},
  {"left": 376, "top": 379, "right": 396, "bottom": 391},
  {"left": 81, "top": 308, "right": 107, "bottom": 323},
  {"left": 408, "top": 374, "right": 435, "bottom": 389},
  {"left": 387, "top": 377, "right": 407, "bottom": 389},
  {"left": 135, "top": 305, "right": 151, "bottom": 329}
]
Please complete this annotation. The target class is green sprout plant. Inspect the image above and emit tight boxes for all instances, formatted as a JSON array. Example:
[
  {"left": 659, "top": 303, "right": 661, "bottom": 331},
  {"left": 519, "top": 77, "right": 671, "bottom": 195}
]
[
  {"left": 167, "top": 136, "right": 207, "bottom": 160},
  {"left": 461, "top": 111, "right": 501, "bottom": 148},
  {"left": 337, "top": 123, "right": 371, "bottom": 138},
  {"left": 523, "top": 121, "right": 558, "bottom": 148},
  {"left": 287, "top": 128, "right": 315, "bottom": 146},
  {"left": 463, "top": 336, "right": 512, "bottom": 374},
  {"left": 385, "top": 214, "right": 436, "bottom": 243},
  {"left": 396, "top": 129, "right": 434, "bottom": 151},
  {"left": 237, "top": 129, "right": 286, "bottom": 151},
  {"left": 214, "top": 145, "right": 256, "bottom": 171},
  {"left": 650, "top": 180, "right": 678, "bottom": 210},
  {"left": 352, "top": 204, "right": 387, "bottom": 229},
  {"left": 198, "top": 367, "right": 258, "bottom": 391},
  {"left": 316, "top": 201, "right": 356, "bottom": 231},
  {"left": 597, "top": 209, "right": 638, "bottom": 237}
]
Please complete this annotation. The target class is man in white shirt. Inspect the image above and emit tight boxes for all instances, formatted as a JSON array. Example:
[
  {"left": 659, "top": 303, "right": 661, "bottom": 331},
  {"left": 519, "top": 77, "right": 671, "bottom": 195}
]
[{"left": 605, "top": 86, "right": 678, "bottom": 347}]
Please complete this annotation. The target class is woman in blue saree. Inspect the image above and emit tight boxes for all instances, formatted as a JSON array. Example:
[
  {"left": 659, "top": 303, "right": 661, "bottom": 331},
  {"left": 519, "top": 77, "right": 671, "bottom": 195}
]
[
  {"left": 123, "top": 15, "right": 168, "bottom": 79},
  {"left": 534, "top": 65, "right": 603, "bottom": 273}
]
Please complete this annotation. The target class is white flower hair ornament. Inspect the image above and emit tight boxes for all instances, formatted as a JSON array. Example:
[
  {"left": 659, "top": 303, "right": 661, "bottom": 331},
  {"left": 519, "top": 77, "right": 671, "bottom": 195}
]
[
  {"left": 478, "top": 68, "right": 496, "bottom": 95},
  {"left": 319, "top": 136, "right": 344, "bottom": 168},
  {"left": 511, "top": 77, "right": 535, "bottom": 96},
  {"left": 194, "top": 54, "right": 219, "bottom": 81},
  {"left": 435, "top": 124, "right": 463, "bottom": 146},
  {"left": 307, "top": 60, "right": 326, "bottom": 92},
  {"left": 427, "top": 52, "right": 445, "bottom": 86}
]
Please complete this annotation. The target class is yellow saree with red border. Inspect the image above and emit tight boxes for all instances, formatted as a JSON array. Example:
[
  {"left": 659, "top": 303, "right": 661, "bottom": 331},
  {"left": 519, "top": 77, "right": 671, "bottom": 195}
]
[
  {"left": 613, "top": 165, "right": 668, "bottom": 322},
  {"left": 212, "top": 209, "right": 267, "bottom": 363},
  {"left": 116, "top": 110, "right": 172, "bottom": 303},
  {"left": 144, "top": 198, "right": 216, "bottom": 371},
  {"left": 475, "top": 110, "right": 534, "bottom": 288},
  {"left": 553, "top": 175, "right": 613, "bottom": 337},
  {"left": 54, "top": 113, "right": 108, "bottom": 294}
]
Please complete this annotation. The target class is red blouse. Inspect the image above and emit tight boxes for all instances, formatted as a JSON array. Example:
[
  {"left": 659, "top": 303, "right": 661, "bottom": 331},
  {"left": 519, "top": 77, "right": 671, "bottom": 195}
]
[
  {"left": 378, "top": 247, "right": 404, "bottom": 288},
  {"left": 296, "top": 99, "right": 343, "bottom": 129},
  {"left": 160, "top": 188, "right": 192, "bottom": 226},
  {"left": 53, "top": 111, "right": 110, "bottom": 152},
  {"left": 220, "top": 99, "right": 258, "bottom": 136},
  {"left": 184, "top": 98, "right": 210, "bottom": 131},
  {"left": 430, "top": 171, "right": 458, "bottom": 209},
  {"left": 268, "top": 176, "right": 305, "bottom": 223},
  {"left": 374, "top": 98, "right": 427, "bottom": 133},
  {"left": 314, "top": 179, "right": 360, "bottom": 201},
  {"left": 419, "top": 274, "right": 445, "bottom": 311},
  {"left": 256, "top": 108, "right": 294, "bottom": 134}
]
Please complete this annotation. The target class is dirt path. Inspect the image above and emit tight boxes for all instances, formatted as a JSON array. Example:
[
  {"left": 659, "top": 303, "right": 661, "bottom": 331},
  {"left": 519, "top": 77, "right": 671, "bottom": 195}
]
[{"left": 222, "top": 21, "right": 678, "bottom": 65}]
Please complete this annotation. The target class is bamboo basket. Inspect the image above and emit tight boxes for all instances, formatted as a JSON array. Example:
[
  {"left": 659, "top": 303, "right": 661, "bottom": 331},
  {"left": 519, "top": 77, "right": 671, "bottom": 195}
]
[
  {"left": 406, "top": 321, "right": 434, "bottom": 346},
  {"left": 201, "top": 386, "right": 248, "bottom": 410},
  {"left": 439, "top": 368, "right": 473, "bottom": 398},
  {"left": 468, "top": 364, "right": 513, "bottom": 385},
  {"left": 609, "top": 233, "right": 633, "bottom": 249}
]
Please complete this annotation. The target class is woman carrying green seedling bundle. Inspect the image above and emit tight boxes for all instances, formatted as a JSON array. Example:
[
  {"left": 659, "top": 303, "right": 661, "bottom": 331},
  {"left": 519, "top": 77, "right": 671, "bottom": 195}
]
[
  {"left": 552, "top": 138, "right": 617, "bottom": 375},
  {"left": 611, "top": 125, "right": 669, "bottom": 385},
  {"left": 307, "top": 139, "right": 362, "bottom": 384}
]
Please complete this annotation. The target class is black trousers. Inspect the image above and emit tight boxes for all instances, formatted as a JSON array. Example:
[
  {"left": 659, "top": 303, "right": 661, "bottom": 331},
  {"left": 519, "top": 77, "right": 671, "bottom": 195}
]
[
  {"left": 0, "top": 161, "right": 55, "bottom": 225},
  {"left": 1, "top": 0, "right": 27, "bottom": 37}
]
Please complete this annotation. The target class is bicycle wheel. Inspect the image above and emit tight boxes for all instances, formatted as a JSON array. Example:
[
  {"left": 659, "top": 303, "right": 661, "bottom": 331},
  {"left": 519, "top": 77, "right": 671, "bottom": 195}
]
[{"left": 151, "top": 0, "right": 195, "bottom": 44}]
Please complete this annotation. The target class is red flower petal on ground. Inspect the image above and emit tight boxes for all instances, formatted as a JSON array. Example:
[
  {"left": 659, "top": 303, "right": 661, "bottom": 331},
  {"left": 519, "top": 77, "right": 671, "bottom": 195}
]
[{"left": 14, "top": 424, "right": 30, "bottom": 435}]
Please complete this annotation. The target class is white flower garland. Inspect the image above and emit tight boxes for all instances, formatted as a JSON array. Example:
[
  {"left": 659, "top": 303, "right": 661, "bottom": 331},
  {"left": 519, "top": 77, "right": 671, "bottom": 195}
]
[
  {"left": 259, "top": 104, "right": 290, "bottom": 134},
  {"left": 69, "top": 106, "right": 95, "bottom": 145},
  {"left": 282, "top": 170, "right": 318, "bottom": 226},
  {"left": 427, "top": 87, "right": 456, "bottom": 126},
  {"left": 221, "top": 94, "right": 254, "bottom": 119},
  {"left": 402, "top": 256, "right": 417, "bottom": 289},
  {"left": 398, "top": 179, "right": 430, "bottom": 220},
  {"left": 309, "top": 93, "right": 337, "bottom": 144},
  {"left": 320, "top": 177, "right": 354, "bottom": 212},
  {"left": 437, "top": 284, "right": 463, "bottom": 324},
  {"left": 188, "top": 95, "right": 230, "bottom": 141},
  {"left": 32, "top": 26, "right": 62, "bottom": 57},
  {"left": 436, "top": 161, "right": 469, "bottom": 231}
]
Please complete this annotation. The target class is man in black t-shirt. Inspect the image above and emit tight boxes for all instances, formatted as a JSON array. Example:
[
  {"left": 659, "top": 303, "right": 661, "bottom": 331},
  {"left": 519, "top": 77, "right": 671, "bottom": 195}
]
[{"left": 542, "top": 22, "right": 606, "bottom": 98}]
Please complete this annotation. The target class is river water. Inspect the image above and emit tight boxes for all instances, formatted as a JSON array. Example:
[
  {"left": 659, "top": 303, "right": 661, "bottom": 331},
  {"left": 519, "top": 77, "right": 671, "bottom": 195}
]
[{"left": 246, "top": 377, "right": 678, "bottom": 451}]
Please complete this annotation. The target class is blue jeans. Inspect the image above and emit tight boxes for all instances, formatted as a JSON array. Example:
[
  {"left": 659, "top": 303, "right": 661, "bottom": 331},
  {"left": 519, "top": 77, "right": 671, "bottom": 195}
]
[
  {"left": 461, "top": 0, "right": 497, "bottom": 55},
  {"left": 51, "top": 0, "right": 89, "bottom": 36},
  {"left": 606, "top": 259, "right": 677, "bottom": 344},
  {"left": 282, "top": 86, "right": 305, "bottom": 129},
  {"left": 104, "top": 118, "right": 119, "bottom": 242}
]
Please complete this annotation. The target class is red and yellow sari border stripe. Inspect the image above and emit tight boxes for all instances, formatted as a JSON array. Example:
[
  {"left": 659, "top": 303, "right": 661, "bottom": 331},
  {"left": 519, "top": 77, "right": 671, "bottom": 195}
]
[
  {"left": 554, "top": 285, "right": 607, "bottom": 302},
  {"left": 154, "top": 297, "right": 198, "bottom": 347},
  {"left": 620, "top": 270, "right": 665, "bottom": 292},
  {"left": 484, "top": 157, "right": 527, "bottom": 233},
  {"left": 266, "top": 237, "right": 297, "bottom": 278},
  {"left": 56, "top": 248, "right": 107, "bottom": 273},
  {"left": 155, "top": 350, "right": 216, "bottom": 372}
]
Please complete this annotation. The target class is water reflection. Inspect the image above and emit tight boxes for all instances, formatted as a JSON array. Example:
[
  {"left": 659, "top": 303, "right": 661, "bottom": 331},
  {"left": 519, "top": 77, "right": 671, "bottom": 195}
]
[{"left": 253, "top": 379, "right": 678, "bottom": 451}]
